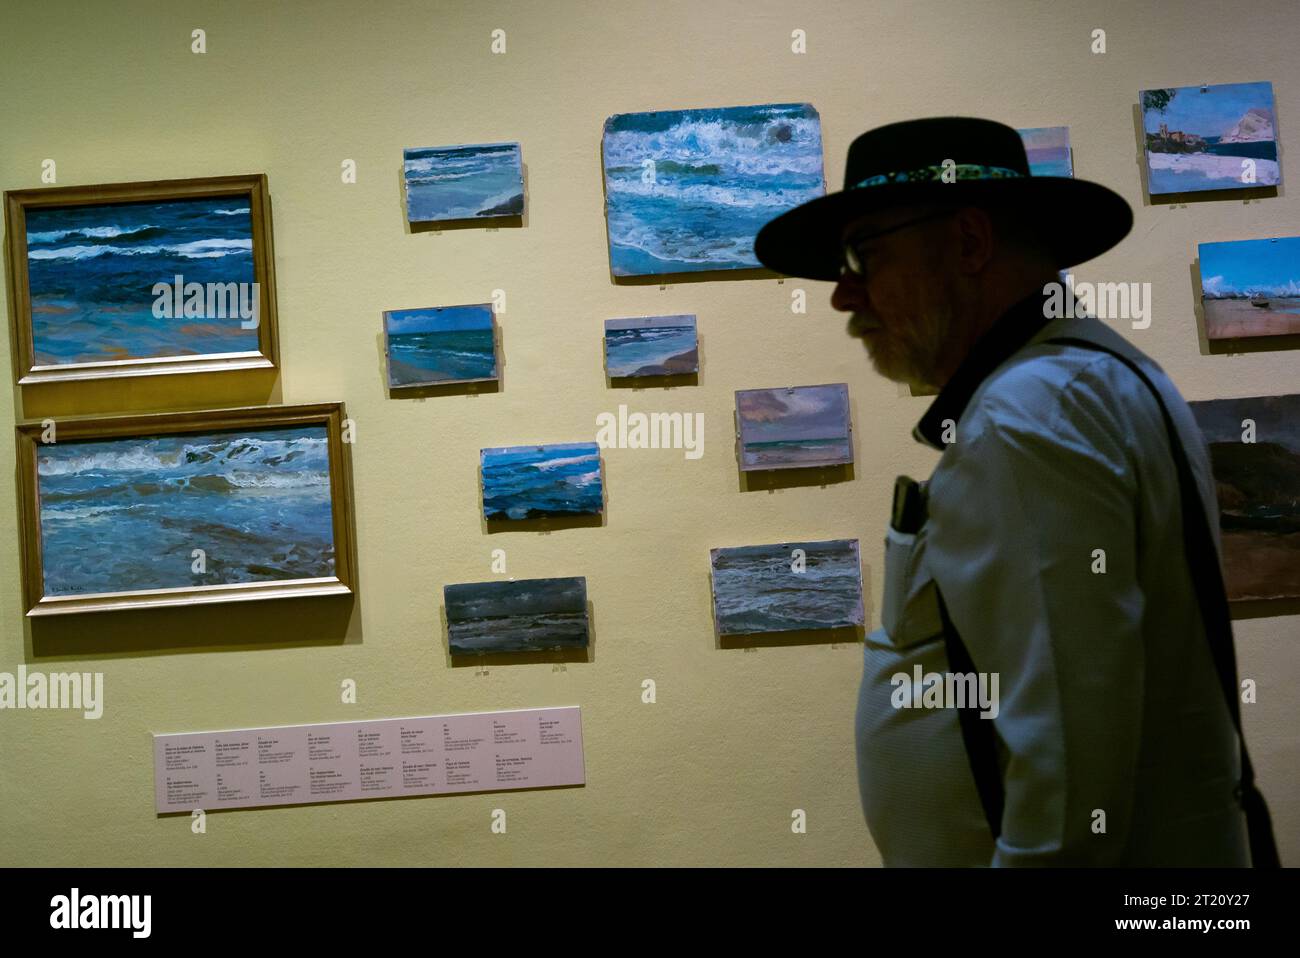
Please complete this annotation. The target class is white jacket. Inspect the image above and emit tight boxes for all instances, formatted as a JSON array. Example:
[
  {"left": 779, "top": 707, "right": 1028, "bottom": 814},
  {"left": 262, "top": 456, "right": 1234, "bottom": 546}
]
[{"left": 854, "top": 295, "right": 1251, "bottom": 867}]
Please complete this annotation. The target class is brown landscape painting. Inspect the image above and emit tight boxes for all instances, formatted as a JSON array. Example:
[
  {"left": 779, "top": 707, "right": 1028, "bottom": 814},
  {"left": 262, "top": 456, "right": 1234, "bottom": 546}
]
[
  {"left": 1198, "top": 235, "right": 1300, "bottom": 340},
  {"left": 1189, "top": 394, "right": 1300, "bottom": 601}
]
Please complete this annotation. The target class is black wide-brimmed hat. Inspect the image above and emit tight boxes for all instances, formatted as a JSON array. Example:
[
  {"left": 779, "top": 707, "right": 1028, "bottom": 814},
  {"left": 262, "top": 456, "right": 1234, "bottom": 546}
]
[{"left": 753, "top": 116, "right": 1132, "bottom": 281}]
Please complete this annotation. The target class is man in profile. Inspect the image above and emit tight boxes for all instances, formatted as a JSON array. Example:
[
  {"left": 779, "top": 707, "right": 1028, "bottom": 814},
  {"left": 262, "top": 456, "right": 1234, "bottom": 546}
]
[{"left": 754, "top": 117, "right": 1272, "bottom": 866}]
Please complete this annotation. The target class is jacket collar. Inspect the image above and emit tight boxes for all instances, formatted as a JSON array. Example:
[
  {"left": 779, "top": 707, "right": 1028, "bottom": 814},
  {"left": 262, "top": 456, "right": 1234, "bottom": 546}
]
[{"left": 913, "top": 287, "right": 1056, "bottom": 450}]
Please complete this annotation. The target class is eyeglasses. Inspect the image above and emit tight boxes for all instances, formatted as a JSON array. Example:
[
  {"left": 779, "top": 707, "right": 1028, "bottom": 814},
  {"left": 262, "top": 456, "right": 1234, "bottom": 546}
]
[{"left": 840, "top": 209, "right": 957, "bottom": 279}]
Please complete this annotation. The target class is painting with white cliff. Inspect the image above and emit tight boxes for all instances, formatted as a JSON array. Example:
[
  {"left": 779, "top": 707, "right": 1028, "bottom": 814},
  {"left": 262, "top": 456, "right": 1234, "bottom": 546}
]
[
  {"left": 1140, "top": 82, "right": 1279, "bottom": 195},
  {"left": 1199, "top": 235, "right": 1300, "bottom": 339}
]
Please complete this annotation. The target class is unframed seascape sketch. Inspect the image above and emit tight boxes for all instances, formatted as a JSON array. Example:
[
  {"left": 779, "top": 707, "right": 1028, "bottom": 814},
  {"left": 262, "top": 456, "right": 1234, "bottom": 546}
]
[
  {"left": 384, "top": 304, "right": 497, "bottom": 387},
  {"left": 403, "top": 143, "right": 524, "bottom": 223},
  {"left": 24, "top": 196, "right": 257, "bottom": 365},
  {"left": 1189, "top": 393, "right": 1300, "bottom": 601},
  {"left": 480, "top": 442, "right": 603, "bottom": 520},
  {"left": 604, "top": 315, "right": 698, "bottom": 378},
  {"left": 735, "top": 383, "right": 852, "bottom": 471},
  {"left": 1140, "top": 82, "right": 1279, "bottom": 194},
  {"left": 444, "top": 576, "right": 589, "bottom": 655},
  {"left": 1017, "top": 126, "right": 1073, "bottom": 177},
  {"left": 710, "top": 538, "right": 864, "bottom": 635},
  {"left": 35, "top": 425, "right": 335, "bottom": 596},
  {"left": 601, "top": 103, "right": 826, "bottom": 275},
  {"left": 1198, "top": 236, "right": 1300, "bottom": 339}
]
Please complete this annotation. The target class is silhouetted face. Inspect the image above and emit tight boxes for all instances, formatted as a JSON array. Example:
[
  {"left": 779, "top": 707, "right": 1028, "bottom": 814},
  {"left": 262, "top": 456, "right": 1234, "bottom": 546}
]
[{"left": 831, "top": 205, "right": 962, "bottom": 390}]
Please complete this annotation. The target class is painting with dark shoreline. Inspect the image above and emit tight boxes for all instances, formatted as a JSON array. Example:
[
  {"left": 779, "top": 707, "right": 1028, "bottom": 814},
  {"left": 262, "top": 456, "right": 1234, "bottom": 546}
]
[
  {"left": 1141, "top": 81, "right": 1279, "bottom": 195},
  {"left": 604, "top": 314, "right": 698, "bottom": 378},
  {"left": 480, "top": 442, "right": 603, "bottom": 520},
  {"left": 24, "top": 196, "right": 257, "bottom": 365},
  {"left": 710, "top": 538, "right": 864, "bottom": 635},
  {"left": 601, "top": 103, "right": 826, "bottom": 275},
  {"left": 444, "top": 576, "right": 589, "bottom": 655},
  {"left": 1189, "top": 394, "right": 1300, "bottom": 601},
  {"left": 384, "top": 303, "right": 497, "bottom": 387},
  {"left": 403, "top": 142, "right": 524, "bottom": 223},
  {"left": 35, "top": 425, "right": 336, "bottom": 596},
  {"left": 1198, "top": 236, "right": 1300, "bottom": 339},
  {"left": 735, "top": 383, "right": 852, "bottom": 471}
]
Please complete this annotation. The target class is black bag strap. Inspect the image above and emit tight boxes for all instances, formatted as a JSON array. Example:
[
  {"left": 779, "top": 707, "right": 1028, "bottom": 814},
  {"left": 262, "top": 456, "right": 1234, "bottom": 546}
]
[{"left": 939, "top": 335, "right": 1278, "bottom": 867}]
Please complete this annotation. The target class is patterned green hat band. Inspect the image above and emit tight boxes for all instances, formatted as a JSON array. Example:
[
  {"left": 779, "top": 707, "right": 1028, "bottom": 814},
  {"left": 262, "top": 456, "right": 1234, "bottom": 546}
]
[{"left": 852, "top": 163, "right": 1024, "bottom": 189}]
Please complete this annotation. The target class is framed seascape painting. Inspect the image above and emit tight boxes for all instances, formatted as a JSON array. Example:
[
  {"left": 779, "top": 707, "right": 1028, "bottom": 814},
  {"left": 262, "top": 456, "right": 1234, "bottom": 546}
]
[
  {"left": 601, "top": 103, "right": 826, "bottom": 276},
  {"left": 734, "top": 382, "right": 852, "bottom": 471},
  {"left": 1140, "top": 82, "right": 1279, "bottom": 195},
  {"left": 1198, "top": 236, "right": 1300, "bottom": 339},
  {"left": 4, "top": 174, "right": 279, "bottom": 384},
  {"left": 603, "top": 314, "right": 698, "bottom": 379},
  {"left": 1188, "top": 394, "right": 1300, "bottom": 602},
  {"left": 444, "top": 576, "right": 589, "bottom": 656},
  {"left": 15, "top": 403, "right": 356, "bottom": 615},
  {"left": 480, "top": 442, "right": 603, "bottom": 521},
  {"left": 1017, "top": 127, "right": 1073, "bottom": 177},
  {"left": 710, "top": 538, "right": 864, "bottom": 636},
  {"left": 402, "top": 143, "right": 524, "bottom": 224},
  {"left": 383, "top": 303, "right": 498, "bottom": 388}
]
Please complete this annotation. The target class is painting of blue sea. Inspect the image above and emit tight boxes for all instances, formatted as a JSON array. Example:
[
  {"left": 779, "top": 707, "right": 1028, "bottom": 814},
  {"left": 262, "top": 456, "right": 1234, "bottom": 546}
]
[
  {"left": 1199, "top": 236, "right": 1300, "bottom": 339},
  {"left": 403, "top": 143, "right": 524, "bottom": 223},
  {"left": 35, "top": 426, "right": 335, "bottom": 596},
  {"left": 604, "top": 315, "right": 698, "bottom": 378},
  {"left": 481, "top": 442, "right": 603, "bottom": 520},
  {"left": 1018, "top": 127, "right": 1073, "bottom": 177},
  {"left": 736, "top": 383, "right": 852, "bottom": 471},
  {"left": 444, "top": 576, "right": 589, "bottom": 655},
  {"left": 24, "top": 197, "right": 257, "bottom": 365},
  {"left": 601, "top": 103, "right": 826, "bottom": 275},
  {"left": 710, "top": 539, "right": 864, "bottom": 636},
  {"left": 1141, "top": 82, "right": 1279, "bottom": 194},
  {"left": 384, "top": 303, "right": 497, "bottom": 387}
]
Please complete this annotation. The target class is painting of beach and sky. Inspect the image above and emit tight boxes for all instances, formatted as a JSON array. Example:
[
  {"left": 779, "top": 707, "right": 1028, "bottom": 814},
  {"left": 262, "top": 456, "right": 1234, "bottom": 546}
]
[
  {"left": 735, "top": 383, "right": 852, "bottom": 471},
  {"left": 1141, "top": 82, "right": 1279, "bottom": 194},
  {"left": 1018, "top": 127, "right": 1073, "bottom": 177},
  {"left": 710, "top": 539, "right": 864, "bottom": 636},
  {"left": 1189, "top": 394, "right": 1300, "bottom": 601},
  {"left": 481, "top": 442, "right": 603, "bottom": 520},
  {"left": 604, "top": 315, "right": 698, "bottom": 378},
  {"left": 444, "top": 576, "right": 589, "bottom": 655},
  {"left": 24, "top": 197, "right": 257, "bottom": 365},
  {"left": 601, "top": 103, "right": 826, "bottom": 276},
  {"left": 384, "top": 304, "right": 497, "bottom": 387},
  {"left": 1199, "top": 236, "right": 1300, "bottom": 339},
  {"left": 35, "top": 425, "right": 336, "bottom": 597},
  {"left": 403, "top": 143, "right": 524, "bottom": 223}
]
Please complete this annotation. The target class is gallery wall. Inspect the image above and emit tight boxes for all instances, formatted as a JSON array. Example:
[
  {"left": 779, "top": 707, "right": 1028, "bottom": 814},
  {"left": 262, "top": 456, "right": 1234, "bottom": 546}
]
[{"left": 1, "top": 0, "right": 1296, "bottom": 866}]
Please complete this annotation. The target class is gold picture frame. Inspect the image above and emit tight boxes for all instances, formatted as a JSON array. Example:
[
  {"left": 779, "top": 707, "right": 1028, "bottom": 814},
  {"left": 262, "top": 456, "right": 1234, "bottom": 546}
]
[
  {"left": 4, "top": 174, "right": 280, "bottom": 384},
  {"left": 16, "top": 402, "right": 356, "bottom": 616}
]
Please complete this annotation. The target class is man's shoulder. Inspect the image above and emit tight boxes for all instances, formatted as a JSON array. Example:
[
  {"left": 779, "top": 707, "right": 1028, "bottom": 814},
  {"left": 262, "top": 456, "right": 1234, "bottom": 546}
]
[{"left": 959, "top": 318, "right": 1166, "bottom": 447}]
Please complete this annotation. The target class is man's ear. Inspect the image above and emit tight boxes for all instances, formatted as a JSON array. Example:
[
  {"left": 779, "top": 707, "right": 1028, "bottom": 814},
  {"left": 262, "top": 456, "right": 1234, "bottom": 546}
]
[{"left": 953, "top": 206, "right": 996, "bottom": 275}]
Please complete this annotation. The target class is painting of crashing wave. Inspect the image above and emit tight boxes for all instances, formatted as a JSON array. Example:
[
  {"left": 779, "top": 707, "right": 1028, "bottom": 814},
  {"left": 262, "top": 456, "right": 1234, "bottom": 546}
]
[
  {"left": 601, "top": 103, "right": 825, "bottom": 275},
  {"left": 710, "top": 539, "right": 864, "bottom": 635},
  {"left": 35, "top": 425, "right": 336, "bottom": 596},
  {"left": 403, "top": 142, "right": 524, "bottom": 223}
]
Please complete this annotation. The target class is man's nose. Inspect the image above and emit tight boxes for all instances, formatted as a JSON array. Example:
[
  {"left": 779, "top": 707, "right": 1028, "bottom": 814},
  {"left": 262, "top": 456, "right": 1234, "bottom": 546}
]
[{"left": 831, "top": 272, "right": 867, "bottom": 312}]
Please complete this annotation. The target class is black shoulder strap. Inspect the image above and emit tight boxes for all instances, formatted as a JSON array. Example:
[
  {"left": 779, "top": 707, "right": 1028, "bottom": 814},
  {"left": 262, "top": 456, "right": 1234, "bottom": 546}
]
[{"left": 941, "top": 335, "right": 1279, "bottom": 867}]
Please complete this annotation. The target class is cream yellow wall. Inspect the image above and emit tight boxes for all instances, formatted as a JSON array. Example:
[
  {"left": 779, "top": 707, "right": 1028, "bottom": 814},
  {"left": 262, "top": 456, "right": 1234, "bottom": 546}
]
[{"left": 1, "top": 0, "right": 1296, "bottom": 867}]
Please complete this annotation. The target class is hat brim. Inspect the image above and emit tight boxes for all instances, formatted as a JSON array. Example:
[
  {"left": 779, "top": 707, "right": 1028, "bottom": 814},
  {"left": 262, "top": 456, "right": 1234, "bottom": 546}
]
[{"left": 753, "top": 177, "right": 1133, "bottom": 281}]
